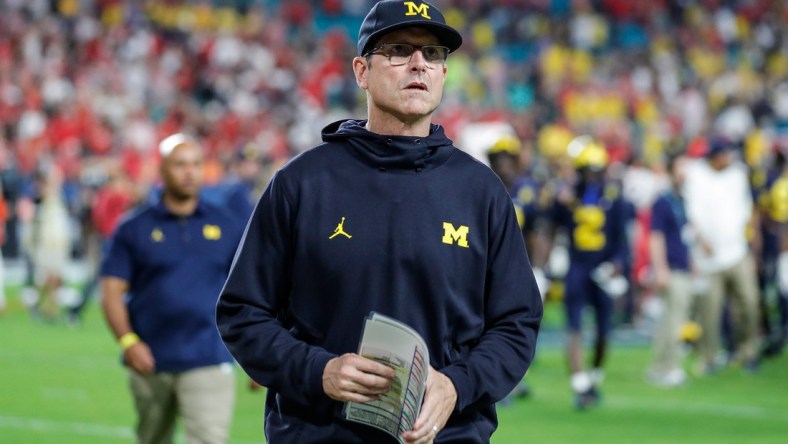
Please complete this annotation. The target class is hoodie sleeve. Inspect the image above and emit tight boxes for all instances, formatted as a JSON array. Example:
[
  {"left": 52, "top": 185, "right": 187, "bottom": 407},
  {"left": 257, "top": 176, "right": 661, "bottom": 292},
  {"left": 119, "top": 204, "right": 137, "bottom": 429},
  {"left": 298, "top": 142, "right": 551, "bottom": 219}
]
[
  {"left": 216, "top": 172, "right": 335, "bottom": 405},
  {"left": 440, "top": 187, "right": 544, "bottom": 412}
]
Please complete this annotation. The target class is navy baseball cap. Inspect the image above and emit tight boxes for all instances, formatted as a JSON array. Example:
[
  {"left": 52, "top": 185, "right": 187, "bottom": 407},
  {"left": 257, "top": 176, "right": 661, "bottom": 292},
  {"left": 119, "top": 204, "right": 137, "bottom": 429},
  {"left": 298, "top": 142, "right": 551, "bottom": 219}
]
[
  {"left": 357, "top": 1, "right": 463, "bottom": 56},
  {"left": 707, "top": 137, "right": 735, "bottom": 157}
]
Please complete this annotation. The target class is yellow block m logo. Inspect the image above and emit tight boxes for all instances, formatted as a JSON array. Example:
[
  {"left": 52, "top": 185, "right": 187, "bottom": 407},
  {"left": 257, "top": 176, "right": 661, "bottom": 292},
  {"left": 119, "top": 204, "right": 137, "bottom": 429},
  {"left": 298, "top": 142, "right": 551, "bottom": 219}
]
[
  {"left": 404, "top": 1, "right": 431, "bottom": 19},
  {"left": 203, "top": 224, "right": 222, "bottom": 240},
  {"left": 442, "top": 222, "right": 469, "bottom": 248}
]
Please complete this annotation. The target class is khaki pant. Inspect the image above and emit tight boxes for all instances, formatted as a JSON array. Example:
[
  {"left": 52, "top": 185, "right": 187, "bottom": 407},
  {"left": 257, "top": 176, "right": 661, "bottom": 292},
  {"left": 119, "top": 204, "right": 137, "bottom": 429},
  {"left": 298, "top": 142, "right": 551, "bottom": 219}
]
[
  {"left": 650, "top": 271, "right": 693, "bottom": 374},
  {"left": 129, "top": 364, "right": 236, "bottom": 444},
  {"left": 698, "top": 254, "right": 761, "bottom": 366}
]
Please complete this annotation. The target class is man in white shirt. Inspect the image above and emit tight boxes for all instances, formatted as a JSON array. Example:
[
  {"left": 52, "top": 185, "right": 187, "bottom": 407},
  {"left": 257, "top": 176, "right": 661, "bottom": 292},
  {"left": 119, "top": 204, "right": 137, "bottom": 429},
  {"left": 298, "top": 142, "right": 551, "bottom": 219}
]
[{"left": 684, "top": 138, "right": 761, "bottom": 373}]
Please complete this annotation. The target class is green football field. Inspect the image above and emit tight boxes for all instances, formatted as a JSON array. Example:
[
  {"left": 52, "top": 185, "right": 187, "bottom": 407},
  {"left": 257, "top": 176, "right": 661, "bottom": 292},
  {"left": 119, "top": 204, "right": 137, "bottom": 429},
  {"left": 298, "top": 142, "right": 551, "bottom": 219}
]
[{"left": 1, "top": 288, "right": 787, "bottom": 444}]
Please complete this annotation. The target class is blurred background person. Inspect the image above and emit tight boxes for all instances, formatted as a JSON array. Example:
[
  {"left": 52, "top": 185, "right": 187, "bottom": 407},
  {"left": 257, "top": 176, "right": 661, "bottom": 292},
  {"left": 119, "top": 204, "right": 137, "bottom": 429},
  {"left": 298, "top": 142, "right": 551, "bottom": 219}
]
[
  {"left": 541, "top": 135, "right": 631, "bottom": 409},
  {"left": 646, "top": 153, "right": 693, "bottom": 387},
  {"left": 0, "top": 178, "right": 7, "bottom": 314},
  {"left": 67, "top": 160, "right": 139, "bottom": 326},
  {"left": 684, "top": 137, "right": 762, "bottom": 374},
  {"left": 754, "top": 148, "right": 788, "bottom": 357},
  {"left": 202, "top": 143, "right": 266, "bottom": 225},
  {"left": 99, "top": 133, "right": 245, "bottom": 444},
  {"left": 23, "top": 162, "right": 72, "bottom": 322},
  {"left": 486, "top": 134, "right": 548, "bottom": 264},
  {"left": 486, "top": 133, "right": 549, "bottom": 402}
]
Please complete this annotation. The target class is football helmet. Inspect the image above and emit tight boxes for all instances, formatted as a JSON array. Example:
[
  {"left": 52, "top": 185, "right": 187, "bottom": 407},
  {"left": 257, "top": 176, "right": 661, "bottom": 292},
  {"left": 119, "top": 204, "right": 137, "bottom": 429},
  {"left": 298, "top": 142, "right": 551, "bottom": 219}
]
[{"left": 568, "top": 135, "right": 608, "bottom": 170}]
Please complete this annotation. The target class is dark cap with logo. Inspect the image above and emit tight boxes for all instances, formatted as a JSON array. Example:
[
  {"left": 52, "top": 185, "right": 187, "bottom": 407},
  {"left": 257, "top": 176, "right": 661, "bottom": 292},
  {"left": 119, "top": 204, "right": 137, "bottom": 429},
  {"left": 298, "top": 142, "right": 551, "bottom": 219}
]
[
  {"left": 357, "top": 0, "right": 463, "bottom": 56},
  {"left": 707, "top": 136, "right": 736, "bottom": 158}
]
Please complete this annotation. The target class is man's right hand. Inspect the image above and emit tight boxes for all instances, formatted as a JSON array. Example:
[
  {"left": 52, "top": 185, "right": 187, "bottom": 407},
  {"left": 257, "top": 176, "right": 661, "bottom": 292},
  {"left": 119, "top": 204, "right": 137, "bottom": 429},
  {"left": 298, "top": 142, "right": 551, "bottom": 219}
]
[
  {"left": 652, "top": 267, "right": 671, "bottom": 291},
  {"left": 123, "top": 342, "right": 156, "bottom": 374},
  {"left": 322, "top": 353, "right": 395, "bottom": 403}
]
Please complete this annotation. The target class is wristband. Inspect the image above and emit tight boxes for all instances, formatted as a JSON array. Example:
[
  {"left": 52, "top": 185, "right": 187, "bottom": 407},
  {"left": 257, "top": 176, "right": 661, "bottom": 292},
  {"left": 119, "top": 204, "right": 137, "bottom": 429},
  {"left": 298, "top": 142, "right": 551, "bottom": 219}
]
[{"left": 118, "top": 332, "right": 141, "bottom": 350}]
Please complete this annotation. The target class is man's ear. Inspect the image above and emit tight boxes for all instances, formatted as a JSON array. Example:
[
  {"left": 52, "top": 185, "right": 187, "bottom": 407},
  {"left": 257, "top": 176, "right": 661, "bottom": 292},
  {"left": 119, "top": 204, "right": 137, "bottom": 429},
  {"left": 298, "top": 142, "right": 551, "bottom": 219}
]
[{"left": 353, "top": 57, "right": 369, "bottom": 90}]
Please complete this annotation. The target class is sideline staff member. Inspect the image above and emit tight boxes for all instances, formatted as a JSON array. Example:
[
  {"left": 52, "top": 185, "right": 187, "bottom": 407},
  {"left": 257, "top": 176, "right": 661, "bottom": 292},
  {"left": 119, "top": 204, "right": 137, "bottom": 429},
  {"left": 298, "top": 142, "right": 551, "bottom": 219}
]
[
  {"left": 101, "top": 133, "right": 244, "bottom": 444},
  {"left": 216, "top": 1, "right": 543, "bottom": 443}
]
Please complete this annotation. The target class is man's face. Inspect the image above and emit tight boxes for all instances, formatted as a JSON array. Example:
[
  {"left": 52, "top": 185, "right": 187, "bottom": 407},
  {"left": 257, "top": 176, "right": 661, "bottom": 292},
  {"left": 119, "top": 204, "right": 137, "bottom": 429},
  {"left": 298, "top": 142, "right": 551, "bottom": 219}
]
[
  {"left": 161, "top": 143, "right": 203, "bottom": 200},
  {"left": 354, "top": 27, "right": 447, "bottom": 124},
  {"left": 237, "top": 157, "right": 261, "bottom": 182},
  {"left": 489, "top": 154, "right": 519, "bottom": 189},
  {"left": 580, "top": 167, "right": 605, "bottom": 184},
  {"left": 708, "top": 150, "right": 733, "bottom": 171},
  {"left": 671, "top": 156, "right": 688, "bottom": 188}
]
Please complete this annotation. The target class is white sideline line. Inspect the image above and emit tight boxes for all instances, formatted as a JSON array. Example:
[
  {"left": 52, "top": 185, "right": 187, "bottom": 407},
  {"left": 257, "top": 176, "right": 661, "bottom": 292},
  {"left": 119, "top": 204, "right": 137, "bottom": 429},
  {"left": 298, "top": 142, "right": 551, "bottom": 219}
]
[
  {"left": 605, "top": 396, "right": 788, "bottom": 421},
  {"left": 40, "top": 387, "right": 90, "bottom": 402},
  {"left": 0, "top": 414, "right": 263, "bottom": 443},
  {"left": 0, "top": 414, "right": 133, "bottom": 439},
  {"left": 0, "top": 349, "right": 119, "bottom": 370}
]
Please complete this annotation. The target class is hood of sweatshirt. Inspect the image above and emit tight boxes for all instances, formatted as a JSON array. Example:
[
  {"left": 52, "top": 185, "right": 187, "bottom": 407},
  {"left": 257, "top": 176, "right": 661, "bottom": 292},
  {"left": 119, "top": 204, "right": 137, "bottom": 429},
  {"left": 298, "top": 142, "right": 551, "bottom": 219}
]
[{"left": 321, "top": 119, "right": 455, "bottom": 172}]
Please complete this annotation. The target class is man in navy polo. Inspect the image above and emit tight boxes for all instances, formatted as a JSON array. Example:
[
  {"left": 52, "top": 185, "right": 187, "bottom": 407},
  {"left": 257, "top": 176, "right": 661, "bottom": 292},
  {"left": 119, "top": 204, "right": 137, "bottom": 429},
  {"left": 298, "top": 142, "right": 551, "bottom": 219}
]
[
  {"left": 100, "top": 133, "right": 245, "bottom": 444},
  {"left": 646, "top": 153, "right": 693, "bottom": 387}
]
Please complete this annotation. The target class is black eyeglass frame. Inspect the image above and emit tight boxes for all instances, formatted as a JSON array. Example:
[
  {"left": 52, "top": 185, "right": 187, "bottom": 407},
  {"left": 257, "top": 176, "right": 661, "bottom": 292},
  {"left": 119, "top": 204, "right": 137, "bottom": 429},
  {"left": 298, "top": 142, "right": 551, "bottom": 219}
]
[{"left": 363, "top": 43, "right": 450, "bottom": 68}]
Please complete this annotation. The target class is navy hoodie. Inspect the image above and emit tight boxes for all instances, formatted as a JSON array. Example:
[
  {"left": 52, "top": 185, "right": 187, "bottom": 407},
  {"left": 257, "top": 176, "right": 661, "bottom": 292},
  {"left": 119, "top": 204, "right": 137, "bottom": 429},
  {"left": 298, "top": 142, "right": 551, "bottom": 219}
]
[{"left": 217, "top": 119, "right": 543, "bottom": 443}]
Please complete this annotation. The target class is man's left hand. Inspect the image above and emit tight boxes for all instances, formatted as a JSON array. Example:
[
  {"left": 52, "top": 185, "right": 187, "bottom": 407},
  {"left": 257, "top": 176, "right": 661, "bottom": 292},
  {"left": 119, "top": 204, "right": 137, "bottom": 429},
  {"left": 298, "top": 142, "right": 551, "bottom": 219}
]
[{"left": 401, "top": 366, "right": 457, "bottom": 444}]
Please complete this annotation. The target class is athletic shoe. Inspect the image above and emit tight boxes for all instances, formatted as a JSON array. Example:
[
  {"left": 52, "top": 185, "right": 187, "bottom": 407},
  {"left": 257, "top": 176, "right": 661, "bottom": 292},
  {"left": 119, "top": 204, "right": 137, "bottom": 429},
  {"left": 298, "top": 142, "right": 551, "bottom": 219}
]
[
  {"left": 693, "top": 355, "right": 727, "bottom": 377},
  {"left": 743, "top": 358, "right": 761, "bottom": 374},
  {"left": 761, "top": 336, "right": 785, "bottom": 359},
  {"left": 574, "top": 387, "right": 600, "bottom": 410},
  {"left": 647, "top": 368, "right": 686, "bottom": 388},
  {"left": 498, "top": 382, "right": 531, "bottom": 407}
]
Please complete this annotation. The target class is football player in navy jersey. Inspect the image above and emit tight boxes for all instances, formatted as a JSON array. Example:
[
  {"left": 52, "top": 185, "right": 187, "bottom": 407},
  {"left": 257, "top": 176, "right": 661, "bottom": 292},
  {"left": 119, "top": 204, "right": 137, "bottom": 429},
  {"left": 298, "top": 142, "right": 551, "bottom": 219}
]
[
  {"left": 486, "top": 135, "right": 548, "bottom": 273},
  {"left": 487, "top": 134, "right": 550, "bottom": 402},
  {"left": 754, "top": 149, "right": 788, "bottom": 357},
  {"left": 543, "top": 136, "right": 631, "bottom": 409}
]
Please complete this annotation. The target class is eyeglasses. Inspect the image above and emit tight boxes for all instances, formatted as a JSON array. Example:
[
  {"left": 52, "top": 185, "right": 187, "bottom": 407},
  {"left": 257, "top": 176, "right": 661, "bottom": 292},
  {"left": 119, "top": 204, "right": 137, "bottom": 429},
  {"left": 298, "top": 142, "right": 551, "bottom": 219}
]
[{"left": 364, "top": 43, "right": 449, "bottom": 68}]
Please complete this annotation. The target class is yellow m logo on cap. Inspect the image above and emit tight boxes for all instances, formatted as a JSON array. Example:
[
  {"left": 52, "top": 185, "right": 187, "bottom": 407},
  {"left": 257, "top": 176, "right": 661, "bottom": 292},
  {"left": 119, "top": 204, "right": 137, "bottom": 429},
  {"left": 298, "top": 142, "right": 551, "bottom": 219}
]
[
  {"left": 442, "top": 222, "right": 469, "bottom": 248},
  {"left": 404, "top": 1, "right": 431, "bottom": 19}
]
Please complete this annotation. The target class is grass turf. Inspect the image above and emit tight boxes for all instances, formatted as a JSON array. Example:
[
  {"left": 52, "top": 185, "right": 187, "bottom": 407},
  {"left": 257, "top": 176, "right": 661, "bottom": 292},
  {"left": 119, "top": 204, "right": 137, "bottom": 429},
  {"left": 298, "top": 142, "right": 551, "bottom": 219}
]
[{"left": 1, "top": 290, "right": 787, "bottom": 443}]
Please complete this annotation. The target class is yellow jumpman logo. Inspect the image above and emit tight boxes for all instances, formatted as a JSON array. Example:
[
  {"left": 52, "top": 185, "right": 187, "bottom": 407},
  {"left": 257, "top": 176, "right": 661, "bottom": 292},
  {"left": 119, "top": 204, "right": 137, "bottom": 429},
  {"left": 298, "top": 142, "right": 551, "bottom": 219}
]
[{"left": 329, "top": 217, "right": 352, "bottom": 239}]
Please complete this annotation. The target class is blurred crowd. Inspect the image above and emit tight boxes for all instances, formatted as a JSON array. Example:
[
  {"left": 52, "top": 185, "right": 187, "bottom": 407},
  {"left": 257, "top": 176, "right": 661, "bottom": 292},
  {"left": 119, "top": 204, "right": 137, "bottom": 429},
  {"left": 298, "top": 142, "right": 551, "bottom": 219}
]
[{"left": 0, "top": 1, "right": 786, "bottom": 337}]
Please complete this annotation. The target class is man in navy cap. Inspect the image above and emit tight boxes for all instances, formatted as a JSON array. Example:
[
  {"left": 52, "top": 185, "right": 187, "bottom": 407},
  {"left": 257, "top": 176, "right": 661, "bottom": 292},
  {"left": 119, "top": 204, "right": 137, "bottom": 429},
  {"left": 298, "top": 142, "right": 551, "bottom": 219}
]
[{"left": 216, "top": 1, "right": 542, "bottom": 443}]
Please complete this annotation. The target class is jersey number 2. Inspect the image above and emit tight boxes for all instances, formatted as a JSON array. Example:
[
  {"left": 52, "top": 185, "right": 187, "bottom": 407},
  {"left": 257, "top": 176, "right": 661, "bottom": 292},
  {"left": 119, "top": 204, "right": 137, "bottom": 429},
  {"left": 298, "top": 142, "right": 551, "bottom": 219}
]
[{"left": 573, "top": 206, "right": 606, "bottom": 251}]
